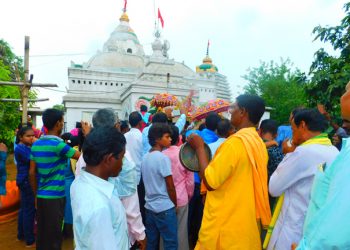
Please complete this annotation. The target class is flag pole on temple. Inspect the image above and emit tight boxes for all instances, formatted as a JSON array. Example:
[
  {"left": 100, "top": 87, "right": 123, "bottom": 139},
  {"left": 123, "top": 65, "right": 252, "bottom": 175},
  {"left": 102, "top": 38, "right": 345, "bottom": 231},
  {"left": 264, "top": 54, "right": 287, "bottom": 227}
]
[
  {"left": 207, "top": 40, "right": 210, "bottom": 56},
  {"left": 154, "top": 7, "right": 164, "bottom": 38},
  {"left": 153, "top": 0, "right": 157, "bottom": 31},
  {"left": 123, "top": 0, "right": 127, "bottom": 12}
]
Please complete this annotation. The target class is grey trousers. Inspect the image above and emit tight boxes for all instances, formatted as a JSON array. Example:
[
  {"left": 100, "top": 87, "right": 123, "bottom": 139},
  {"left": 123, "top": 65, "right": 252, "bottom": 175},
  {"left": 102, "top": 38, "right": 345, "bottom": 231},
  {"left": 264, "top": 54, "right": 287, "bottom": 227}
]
[
  {"left": 159, "top": 204, "right": 189, "bottom": 250},
  {"left": 177, "top": 204, "right": 189, "bottom": 250}
]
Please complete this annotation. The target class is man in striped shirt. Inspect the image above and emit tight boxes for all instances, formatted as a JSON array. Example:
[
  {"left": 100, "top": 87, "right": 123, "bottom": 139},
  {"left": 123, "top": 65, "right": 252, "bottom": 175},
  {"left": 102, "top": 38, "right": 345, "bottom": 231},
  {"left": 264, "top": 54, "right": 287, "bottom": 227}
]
[{"left": 29, "top": 108, "right": 80, "bottom": 250}]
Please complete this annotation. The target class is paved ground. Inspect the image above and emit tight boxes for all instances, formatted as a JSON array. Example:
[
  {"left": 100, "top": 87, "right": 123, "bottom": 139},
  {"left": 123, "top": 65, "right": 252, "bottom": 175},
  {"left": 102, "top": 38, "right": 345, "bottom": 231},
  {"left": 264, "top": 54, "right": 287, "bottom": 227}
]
[{"left": 0, "top": 154, "right": 74, "bottom": 250}]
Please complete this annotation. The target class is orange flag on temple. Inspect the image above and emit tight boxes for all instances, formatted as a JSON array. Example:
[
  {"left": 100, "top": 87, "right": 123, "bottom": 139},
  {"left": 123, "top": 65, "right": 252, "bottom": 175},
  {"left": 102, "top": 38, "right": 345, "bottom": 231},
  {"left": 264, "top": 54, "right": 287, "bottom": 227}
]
[{"left": 158, "top": 8, "right": 164, "bottom": 28}]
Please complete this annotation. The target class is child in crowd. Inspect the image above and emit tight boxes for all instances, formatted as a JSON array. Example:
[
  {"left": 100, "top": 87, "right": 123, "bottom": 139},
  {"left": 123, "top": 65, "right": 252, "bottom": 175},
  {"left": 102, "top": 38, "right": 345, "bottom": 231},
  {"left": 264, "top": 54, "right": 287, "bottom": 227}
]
[
  {"left": 14, "top": 126, "right": 36, "bottom": 247},
  {"left": 141, "top": 123, "right": 178, "bottom": 250},
  {"left": 208, "top": 118, "right": 234, "bottom": 156},
  {"left": 163, "top": 125, "right": 194, "bottom": 250},
  {"left": 29, "top": 109, "right": 80, "bottom": 250},
  {"left": 0, "top": 142, "right": 7, "bottom": 202},
  {"left": 259, "top": 119, "right": 284, "bottom": 210},
  {"left": 70, "top": 127, "right": 129, "bottom": 249}
]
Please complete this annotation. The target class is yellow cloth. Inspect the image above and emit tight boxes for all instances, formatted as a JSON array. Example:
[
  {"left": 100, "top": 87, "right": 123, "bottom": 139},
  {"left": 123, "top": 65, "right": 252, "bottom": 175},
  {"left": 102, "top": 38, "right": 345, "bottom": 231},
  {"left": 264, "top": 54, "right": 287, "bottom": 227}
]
[
  {"left": 195, "top": 127, "right": 269, "bottom": 250},
  {"left": 234, "top": 128, "right": 271, "bottom": 228},
  {"left": 301, "top": 133, "right": 331, "bottom": 146},
  {"left": 70, "top": 146, "right": 79, "bottom": 174},
  {"left": 263, "top": 194, "right": 285, "bottom": 249}
]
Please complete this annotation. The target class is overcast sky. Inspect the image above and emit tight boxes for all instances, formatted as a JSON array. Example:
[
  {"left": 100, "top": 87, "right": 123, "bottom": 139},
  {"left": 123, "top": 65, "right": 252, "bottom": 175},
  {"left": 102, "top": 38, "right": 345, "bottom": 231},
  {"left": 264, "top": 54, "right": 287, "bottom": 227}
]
[{"left": 0, "top": 0, "right": 347, "bottom": 109}]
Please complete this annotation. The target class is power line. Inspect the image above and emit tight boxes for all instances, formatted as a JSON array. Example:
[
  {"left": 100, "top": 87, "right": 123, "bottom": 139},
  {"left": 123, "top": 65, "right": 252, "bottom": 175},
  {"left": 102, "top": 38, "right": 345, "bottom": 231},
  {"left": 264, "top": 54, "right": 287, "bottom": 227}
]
[
  {"left": 31, "top": 53, "right": 87, "bottom": 57},
  {"left": 17, "top": 53, "right": 87, "bottom": 58},
  {"left": 41, "top": 87, "right": 67, "bottom": 93},
  {"left": 31, "top": 57, "right": 70, "bottom": 68},
  {"left": 41, "top": 87, "right": 126, "bottom": 95}
]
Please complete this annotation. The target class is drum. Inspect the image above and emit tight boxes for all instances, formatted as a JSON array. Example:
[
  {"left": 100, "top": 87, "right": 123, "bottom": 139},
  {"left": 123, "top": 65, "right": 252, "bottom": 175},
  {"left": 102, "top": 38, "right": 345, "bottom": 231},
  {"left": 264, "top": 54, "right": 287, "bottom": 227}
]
[{"left": 179, "top": 142, "right": 212, "bottom": 172}]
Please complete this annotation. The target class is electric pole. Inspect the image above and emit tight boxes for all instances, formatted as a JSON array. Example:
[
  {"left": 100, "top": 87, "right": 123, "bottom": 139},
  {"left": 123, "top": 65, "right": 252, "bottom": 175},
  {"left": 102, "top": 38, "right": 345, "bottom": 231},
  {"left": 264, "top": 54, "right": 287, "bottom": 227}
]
[{"left": 0, "top": 36, "right": 58, "bottom": 125}]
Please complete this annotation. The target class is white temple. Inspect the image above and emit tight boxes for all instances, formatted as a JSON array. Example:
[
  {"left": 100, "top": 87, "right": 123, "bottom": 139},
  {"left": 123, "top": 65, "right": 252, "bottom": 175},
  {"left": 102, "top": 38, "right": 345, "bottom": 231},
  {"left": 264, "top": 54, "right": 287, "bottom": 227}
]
[{"left": 63, "top": 11, "right": 231, "bottom": 131}]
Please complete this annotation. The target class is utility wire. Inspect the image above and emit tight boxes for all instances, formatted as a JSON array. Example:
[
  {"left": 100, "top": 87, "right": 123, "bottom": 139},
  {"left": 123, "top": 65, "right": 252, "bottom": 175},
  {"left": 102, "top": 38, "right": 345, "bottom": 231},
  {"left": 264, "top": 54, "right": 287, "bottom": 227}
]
[
  {"left": 31, "top": 57, "right": 69, "bottom": 68},
  {"left": 17, "top": 53, "right": 87, "bottom": 58},
  {"left": 28, "top": 53, "right": 87, "bottom": 58},
  {"left": 41, "top": 87, "right": 127, "bottom": 95}
]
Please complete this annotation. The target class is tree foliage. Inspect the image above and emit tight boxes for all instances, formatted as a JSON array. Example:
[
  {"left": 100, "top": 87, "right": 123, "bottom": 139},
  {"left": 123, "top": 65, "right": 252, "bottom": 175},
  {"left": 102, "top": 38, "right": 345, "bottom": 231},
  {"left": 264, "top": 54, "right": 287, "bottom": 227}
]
[
  {"left": 52, "top": 104, "right": 64, "bottom": 111},
  {"left": 243, "top": 59, "right": 307, "bottom": 124},
  {"left": 306, "top": 2, "right": 350, "bottom": 115},
  {"left": 0, "top": 39, "right": 36, "bottom": 149}
]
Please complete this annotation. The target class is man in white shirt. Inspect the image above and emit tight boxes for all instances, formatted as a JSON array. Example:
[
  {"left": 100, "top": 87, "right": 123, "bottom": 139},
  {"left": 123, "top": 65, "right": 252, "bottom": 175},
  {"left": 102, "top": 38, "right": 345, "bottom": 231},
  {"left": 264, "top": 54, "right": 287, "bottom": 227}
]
[
  {"left": 124, "top": 112, "right": 143, "bottom": 185},
  {"left": 71, "top": 127, "right": 129, "bottom": 250},
  {"left": 268, "top": 109, "right": 339, "bottom": 250},
  {"left": 78, "top": 109, "right": 146, "bottom": 249},
  {"left": 295, "top": 81, "right": 350, "bottom": 249},
  {"left": 123, "top": 111, "right": 146, "bottom": 249}
]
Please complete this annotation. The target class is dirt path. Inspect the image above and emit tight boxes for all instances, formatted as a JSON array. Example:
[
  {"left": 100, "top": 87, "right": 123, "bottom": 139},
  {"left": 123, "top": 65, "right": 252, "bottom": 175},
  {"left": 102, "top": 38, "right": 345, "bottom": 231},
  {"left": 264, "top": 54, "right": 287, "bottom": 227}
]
[{"left": 0, "top": 154, "right": 74, "bottom": 250}]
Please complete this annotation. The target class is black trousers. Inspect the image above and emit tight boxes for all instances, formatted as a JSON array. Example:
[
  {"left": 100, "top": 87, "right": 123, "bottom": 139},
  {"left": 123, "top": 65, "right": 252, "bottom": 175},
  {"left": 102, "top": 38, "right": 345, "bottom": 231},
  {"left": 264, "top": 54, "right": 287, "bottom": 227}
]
[
  {"left": 188, "top": 183, "right": 203, "bottom": 247},
  {"left": 36, "top": 197, "right": 65, "bottom": 250},
  {"left": 137, "top": 178, "right": 146, "bottom": 225}
]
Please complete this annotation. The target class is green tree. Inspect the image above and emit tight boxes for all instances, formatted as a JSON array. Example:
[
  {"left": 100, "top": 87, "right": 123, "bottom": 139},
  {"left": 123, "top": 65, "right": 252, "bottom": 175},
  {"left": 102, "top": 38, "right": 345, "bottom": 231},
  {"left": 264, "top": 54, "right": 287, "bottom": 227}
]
[
  {"left": 306, "top": 2, "right": 350, "bottom": 115},
  {"left": 52, "top": 104, "right": 64, "bottom": 111},
  {"left": 243, "top": 59, "right": 307, "bottom": 124},
  {"left": 0, "top": 60, "right": 11, "bottom": 81},
  {"left": 0, "top": 39, "right": 36, "bottom": 148}
]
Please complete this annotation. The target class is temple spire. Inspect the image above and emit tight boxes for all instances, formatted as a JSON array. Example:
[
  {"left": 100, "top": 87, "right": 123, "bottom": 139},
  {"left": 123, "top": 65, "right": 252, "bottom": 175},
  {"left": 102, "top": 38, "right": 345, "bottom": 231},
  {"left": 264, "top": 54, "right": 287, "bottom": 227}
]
[
  {"left": 120, "top": 0, "right": 129, "bottom": 22},
  {"left": 196, "top": 40, "right": 218, "bottom": 73}
]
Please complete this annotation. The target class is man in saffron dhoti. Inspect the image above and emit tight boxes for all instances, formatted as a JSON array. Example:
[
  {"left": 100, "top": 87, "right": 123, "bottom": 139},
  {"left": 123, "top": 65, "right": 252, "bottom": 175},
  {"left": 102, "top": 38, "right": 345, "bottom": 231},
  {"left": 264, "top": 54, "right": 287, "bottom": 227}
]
[{"left": 188, "top": 95, "right": 271, "bottom": 250}]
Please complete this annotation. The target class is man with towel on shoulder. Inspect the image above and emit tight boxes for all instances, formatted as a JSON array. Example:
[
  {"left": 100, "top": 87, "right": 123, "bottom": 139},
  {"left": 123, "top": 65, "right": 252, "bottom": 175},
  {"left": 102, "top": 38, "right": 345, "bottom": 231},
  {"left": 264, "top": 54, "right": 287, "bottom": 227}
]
[{"left": 188, "top": 94, "right": 271, "bottom": 250}]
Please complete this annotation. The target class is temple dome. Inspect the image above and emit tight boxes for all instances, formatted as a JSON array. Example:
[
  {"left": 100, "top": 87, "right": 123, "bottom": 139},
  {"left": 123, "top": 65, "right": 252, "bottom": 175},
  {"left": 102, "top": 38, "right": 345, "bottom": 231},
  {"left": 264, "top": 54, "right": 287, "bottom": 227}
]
[
  {"left": 196, "top": 55, "right": 218, "bottom": 73},
  {"left": 86, "top": 12, "right": 145, "bottom": 71},
  {"left": 86, "top": 52, "right": 144, "bottom": 71}
]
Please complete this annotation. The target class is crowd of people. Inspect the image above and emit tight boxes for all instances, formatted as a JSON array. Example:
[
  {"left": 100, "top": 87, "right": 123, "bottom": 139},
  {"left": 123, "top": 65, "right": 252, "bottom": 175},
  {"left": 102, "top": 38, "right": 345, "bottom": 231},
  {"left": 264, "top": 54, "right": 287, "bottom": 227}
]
[{"left": 0, "top": 83, "right": 349, "bottom": 250}]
